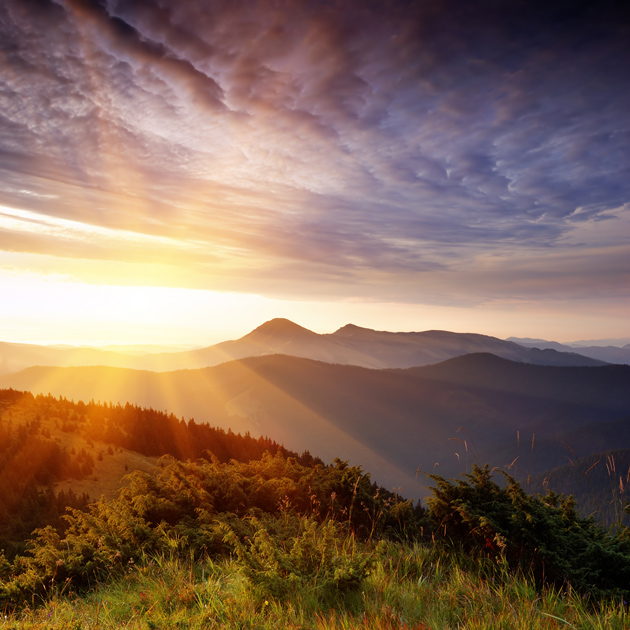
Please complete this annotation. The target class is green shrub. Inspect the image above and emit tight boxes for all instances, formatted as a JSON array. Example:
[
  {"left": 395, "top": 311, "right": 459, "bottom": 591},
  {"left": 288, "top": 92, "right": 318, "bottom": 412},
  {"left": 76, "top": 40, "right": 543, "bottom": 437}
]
[
  {"left": 221, "top": 513, "right": 380, "bottom": 603},
  {"left": 427, "top": 464, "right": 630, "bottom": 600},
  {"left": 0, "top": 454, "right": 411, "bottom": 608}
]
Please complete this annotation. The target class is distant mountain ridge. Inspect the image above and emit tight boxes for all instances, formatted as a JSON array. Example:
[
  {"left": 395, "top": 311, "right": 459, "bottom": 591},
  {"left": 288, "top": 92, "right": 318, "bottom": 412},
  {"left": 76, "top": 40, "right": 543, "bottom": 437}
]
[
  {"left": 325, "top": 324, "right": 606, "bottom": 368},
  {"left": 507, "top": 337, "right": 630, "bottom": 365},
  {"left": 0, "top": 319, "right": 607, "bottom": 376},
  {"left": 0, "top": 341, "right": 144, "bottom": 377}
]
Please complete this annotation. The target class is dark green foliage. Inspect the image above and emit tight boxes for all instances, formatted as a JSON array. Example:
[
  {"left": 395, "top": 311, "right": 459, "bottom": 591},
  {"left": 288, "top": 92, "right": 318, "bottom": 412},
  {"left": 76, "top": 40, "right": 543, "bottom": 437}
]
[
  {"left": 0, "top": 453, "right": 415, "bottom": 607},
  {"left": 221, "top": 514, "right": 379, "bottom": 602},
  {"left": 4, "top": 384, "right": 630, "bottom": 612},
  {"left": 427, "top": 465, "right": 630, "bottom": 600},
  {"left": 0, "top": 387, "right": 325, "bottom": 560},
  {"left": 529, "top": 448, "right": 630, "bottom": 527}
]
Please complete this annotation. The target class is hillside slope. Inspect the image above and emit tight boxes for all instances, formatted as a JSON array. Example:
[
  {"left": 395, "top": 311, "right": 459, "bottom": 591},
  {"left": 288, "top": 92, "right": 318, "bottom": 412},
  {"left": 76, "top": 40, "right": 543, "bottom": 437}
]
[{"left": 3, "top": 354, "right": 628, "bottom": 499}]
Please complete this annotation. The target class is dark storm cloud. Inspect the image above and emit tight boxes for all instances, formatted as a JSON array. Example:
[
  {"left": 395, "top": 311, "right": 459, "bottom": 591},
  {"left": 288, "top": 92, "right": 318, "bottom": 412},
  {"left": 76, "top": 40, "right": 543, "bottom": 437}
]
[{"left": 0, "top": 0, "right": 629, "bottom": 302}]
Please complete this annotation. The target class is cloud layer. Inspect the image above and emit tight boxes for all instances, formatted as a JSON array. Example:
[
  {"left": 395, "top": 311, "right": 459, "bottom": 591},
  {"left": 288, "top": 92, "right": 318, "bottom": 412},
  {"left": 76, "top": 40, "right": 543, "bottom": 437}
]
[{"left": 1, "top": 0, "right": 629, "bottom": 306}]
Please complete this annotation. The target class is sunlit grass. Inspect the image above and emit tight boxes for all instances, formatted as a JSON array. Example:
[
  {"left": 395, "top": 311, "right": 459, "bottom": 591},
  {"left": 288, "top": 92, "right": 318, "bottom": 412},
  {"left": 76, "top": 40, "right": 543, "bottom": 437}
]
[{"left": 4, "top": 544, "right": 629, "bottom": 630}]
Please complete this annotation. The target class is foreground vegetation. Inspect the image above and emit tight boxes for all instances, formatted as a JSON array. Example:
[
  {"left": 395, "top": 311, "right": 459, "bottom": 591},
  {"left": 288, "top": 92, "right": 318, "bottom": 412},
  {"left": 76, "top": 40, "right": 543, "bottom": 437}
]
[
  {"left": 4, "top": 543, "right": 630, "bottom": 630},
  {"left": 2, "top": 389, "right": 630, "bottom": 628},
  {"left": 1, "top": 456, "right": 630, "bottom": 628},
  {"left": 0, "top": 388, "right": 317, "bottom": 559}
]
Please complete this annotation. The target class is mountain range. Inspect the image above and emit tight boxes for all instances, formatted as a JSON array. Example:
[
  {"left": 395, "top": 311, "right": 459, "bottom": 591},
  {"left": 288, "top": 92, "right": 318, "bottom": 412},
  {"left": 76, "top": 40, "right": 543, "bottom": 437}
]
[
  {"left": 507, "top": 337, "right": 630, "bottom": 365},
  {"left": 0, "top": 318, "right": 614, "bottom": 377}
]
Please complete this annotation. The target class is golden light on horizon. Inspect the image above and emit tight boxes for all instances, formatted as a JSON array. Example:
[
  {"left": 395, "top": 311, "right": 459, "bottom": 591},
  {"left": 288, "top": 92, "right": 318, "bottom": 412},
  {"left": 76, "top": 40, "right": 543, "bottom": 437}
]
[
  {"left": 0, "top": 0, "right": 628, "bottom": 351},
  {"left": 3, "top": 261, "right": 627, "bottom": 347}
]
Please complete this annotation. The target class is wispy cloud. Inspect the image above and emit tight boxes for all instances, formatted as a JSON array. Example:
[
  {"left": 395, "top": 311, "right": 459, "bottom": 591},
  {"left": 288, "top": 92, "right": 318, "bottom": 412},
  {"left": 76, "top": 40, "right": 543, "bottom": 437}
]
[{"left": 0, "top": 0, "right": 628, "bottom": 308}]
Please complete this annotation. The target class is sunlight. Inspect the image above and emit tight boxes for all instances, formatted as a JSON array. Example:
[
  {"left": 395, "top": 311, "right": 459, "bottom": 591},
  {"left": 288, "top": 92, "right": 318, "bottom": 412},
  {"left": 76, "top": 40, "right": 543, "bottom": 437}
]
[
  {"left": 179, "top": 355, "right": 426, "bottom": 497},
  {"left": 4, "top": 263, "right": 626, "bottom": 346},
  {"left": 0, "top": 204, "right": 191, "bottom": 250},
  {"left": 1, "top": 269, "right": 279, "bottom": 346}
]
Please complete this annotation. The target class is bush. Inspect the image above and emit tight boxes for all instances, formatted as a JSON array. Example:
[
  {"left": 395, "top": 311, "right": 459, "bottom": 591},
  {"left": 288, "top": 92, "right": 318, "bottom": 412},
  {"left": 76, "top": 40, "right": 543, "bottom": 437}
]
[
  {"left": 0, "top": 454, "right": 410, "bottom": 608},
  {"left": 427, "top": 465, "right": 630, "bottom": 600},
  {"left": 221, "top": 513, "right": 380, "bottom": 603}
]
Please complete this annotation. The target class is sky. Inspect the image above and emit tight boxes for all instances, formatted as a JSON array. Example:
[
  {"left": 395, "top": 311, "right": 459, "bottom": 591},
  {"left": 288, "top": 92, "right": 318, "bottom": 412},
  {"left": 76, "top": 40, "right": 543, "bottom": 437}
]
[{"left": 1, "top": 0, "right": 629, "bottom": 346}]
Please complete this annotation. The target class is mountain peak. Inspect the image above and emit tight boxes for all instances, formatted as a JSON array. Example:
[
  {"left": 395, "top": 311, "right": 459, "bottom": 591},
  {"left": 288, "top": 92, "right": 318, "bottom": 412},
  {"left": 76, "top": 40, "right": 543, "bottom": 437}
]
[{"left": 248, "top": 318, "right": 317, "bottom": 338}]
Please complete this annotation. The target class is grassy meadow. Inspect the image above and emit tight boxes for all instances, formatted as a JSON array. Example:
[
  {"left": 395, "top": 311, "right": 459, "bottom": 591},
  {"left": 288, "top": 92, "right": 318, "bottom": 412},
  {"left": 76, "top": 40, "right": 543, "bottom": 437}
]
[{"left": 4, "top": 542, "right": 630, "bottom": 629}]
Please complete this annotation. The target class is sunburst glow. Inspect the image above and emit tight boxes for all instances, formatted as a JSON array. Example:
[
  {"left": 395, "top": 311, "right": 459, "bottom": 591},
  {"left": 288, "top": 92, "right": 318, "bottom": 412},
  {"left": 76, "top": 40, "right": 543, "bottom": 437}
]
[{"left": 1, "top": 0, "right": 628, "bottom": 344}]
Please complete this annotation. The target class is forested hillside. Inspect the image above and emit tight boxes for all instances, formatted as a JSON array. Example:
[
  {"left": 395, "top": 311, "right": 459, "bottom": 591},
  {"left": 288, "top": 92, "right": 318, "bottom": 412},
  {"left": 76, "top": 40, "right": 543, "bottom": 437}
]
[{"left": 0, "top": 388, "right": 319, "bottom": 559}]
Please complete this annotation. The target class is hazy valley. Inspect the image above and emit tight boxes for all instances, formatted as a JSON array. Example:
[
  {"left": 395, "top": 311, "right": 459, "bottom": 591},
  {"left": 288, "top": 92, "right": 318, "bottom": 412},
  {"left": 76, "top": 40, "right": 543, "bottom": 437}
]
[{"left": 2, "top": 319, "right": 629, "bottom": 502}]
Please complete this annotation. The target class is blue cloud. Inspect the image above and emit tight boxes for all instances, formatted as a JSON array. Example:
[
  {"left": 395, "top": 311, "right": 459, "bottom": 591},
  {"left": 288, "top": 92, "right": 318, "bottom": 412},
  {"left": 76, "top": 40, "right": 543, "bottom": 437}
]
[{"left": 0, "top": 0, "right": 628, "bottom": 302}]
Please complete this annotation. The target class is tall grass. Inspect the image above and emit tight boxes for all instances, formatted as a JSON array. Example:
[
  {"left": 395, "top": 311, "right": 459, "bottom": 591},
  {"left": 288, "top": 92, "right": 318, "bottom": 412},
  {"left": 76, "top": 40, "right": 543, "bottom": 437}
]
[{"left": 3, "top": 541, "right": 628, "bottom": 629}]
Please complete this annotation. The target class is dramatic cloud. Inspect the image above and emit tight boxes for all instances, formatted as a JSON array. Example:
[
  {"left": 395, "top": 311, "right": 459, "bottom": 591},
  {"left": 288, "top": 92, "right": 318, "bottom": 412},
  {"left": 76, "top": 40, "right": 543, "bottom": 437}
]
[{"left": 1, "top": 0, "right": 629, "bottom": 309}]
